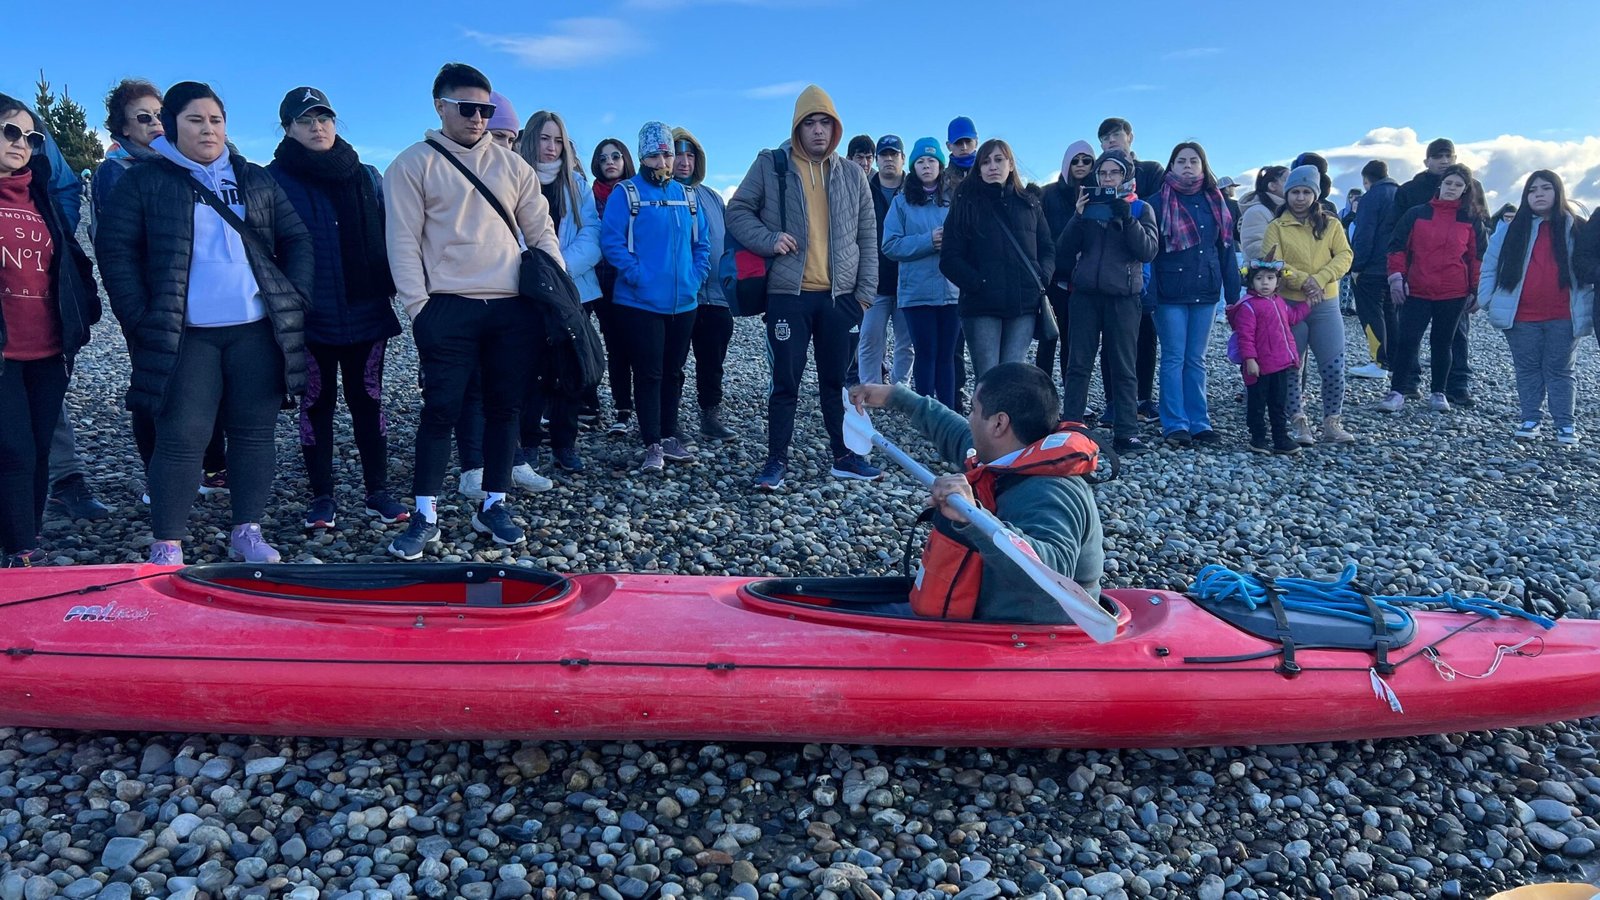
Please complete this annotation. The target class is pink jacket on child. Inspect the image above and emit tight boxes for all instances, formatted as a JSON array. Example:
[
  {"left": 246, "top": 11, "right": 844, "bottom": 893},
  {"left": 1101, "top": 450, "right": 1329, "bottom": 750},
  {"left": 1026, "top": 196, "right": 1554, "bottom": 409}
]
[{"left": 1226, "top": 292, "right": 1311, "bottom": 384}]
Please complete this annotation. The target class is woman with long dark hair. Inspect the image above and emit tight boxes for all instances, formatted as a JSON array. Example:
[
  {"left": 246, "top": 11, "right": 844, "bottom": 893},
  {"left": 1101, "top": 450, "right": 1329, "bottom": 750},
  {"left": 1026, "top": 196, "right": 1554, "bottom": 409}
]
[
  {"left": 588, "top": 138, "right": 637, "bottom": 435},
  {"left": 0, "top": 94, "right": 100, "bottom": 566},
  {"left": 516, "top": 110, "right": 602, "bottom": 474},
  {"left": 267, "top": 86, "right": 406, "bottom": 531},
  {"left": 1377, "top": 163, "right": 1486, "bottom": 415},
  {"left": 940, "top": 138, "right": 1054, "bottom": 377},
  {"left": 1261, "top": 165, "right": 1354, "bottom": 445},
  {"left": 97, "top": 81, "right": 313, "bottom": 565},
  {"left": 1240, "top": 165, "right": 1287, "bottom": 263},
  {"left": 1480, "top": 171, "right": 1591, "bottom": 445},
  {"left": 1148, "top": 141, "right": 1238, "bottom": 446}
]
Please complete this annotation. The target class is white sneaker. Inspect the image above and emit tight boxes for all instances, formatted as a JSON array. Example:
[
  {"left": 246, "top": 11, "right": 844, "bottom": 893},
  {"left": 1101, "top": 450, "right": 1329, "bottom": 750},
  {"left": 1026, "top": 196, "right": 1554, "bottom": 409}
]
[
  {"left": 511, "top": 462, "right": 553, "bottom": 493},
  {"left": 1429, "top": 392, "right": 1451, "bottom": 412},
  {"left": 1557, "top": 426, "right": 1579, "bottom": 447},
  {"left": 1514, "top": 421, "right": 1541, "bottom": 441},
  {"left": 1348, "top": 362, "right": 1389, "bottom": 380},
  {"left": 458, "top": 467, "right": 487, "bottom": 501},
  {"left": 1377, "top": 391, "right": 1405, "bottom": 413}
]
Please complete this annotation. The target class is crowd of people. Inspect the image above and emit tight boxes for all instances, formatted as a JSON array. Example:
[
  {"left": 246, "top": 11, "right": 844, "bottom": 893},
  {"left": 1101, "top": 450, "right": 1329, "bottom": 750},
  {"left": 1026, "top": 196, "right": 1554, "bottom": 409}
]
[{"left": 1, "top": 64, "right": 1596, "bottom": 585}]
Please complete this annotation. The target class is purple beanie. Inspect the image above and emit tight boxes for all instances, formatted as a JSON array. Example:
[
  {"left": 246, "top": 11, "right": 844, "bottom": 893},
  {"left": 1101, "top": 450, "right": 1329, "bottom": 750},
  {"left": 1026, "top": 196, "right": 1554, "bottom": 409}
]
[{"left": 486, "top": 91, "right": 519, "bottom": 134}]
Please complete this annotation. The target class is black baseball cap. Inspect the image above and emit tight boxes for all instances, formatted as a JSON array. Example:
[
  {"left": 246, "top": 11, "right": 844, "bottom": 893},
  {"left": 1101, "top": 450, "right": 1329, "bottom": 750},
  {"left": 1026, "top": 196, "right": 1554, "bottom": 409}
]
[
  {"left": 1426, "top": 138, "right": 1455, "bottom": 158},
  {"left": 875, "top": 134, "right": 904, "bottom": 155},
  {"left": 279, "top": 86, "right": 336, "bottom": 125}
]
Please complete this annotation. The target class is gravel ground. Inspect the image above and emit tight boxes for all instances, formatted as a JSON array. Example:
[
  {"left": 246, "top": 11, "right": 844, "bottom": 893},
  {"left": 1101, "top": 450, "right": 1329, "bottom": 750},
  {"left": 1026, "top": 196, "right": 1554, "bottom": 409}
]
[{"left": 6, "top": 285, "right": 1600, "bottom": 900}]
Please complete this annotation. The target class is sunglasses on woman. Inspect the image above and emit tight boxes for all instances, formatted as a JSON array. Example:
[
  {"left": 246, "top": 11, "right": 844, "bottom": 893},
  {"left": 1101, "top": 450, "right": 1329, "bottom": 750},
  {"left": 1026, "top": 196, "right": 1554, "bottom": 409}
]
[
  {"left": 598, "top": 151, "right": 624, "bottom": 163},
  {"left": 133, "top": 111, "right": 162, "bottom": 126},
  {"left": 1071, "top": 155, "right": 1093, "bottom": 166},
  {"left": 2, "top": 122, "right": 45, "bottom": 152},
  {"left": 437, "top": 97, "right": 496, "bottom": 120}
]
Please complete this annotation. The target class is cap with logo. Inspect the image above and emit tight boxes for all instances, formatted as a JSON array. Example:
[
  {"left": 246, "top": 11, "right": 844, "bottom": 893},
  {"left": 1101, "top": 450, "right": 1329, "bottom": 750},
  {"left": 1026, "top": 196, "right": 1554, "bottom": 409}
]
[
  {"left": 875, "top": 134, "right": 904, "bottom": 156},
  {"left": 280, "top": 86, "right": 336, "bottom": 126}
]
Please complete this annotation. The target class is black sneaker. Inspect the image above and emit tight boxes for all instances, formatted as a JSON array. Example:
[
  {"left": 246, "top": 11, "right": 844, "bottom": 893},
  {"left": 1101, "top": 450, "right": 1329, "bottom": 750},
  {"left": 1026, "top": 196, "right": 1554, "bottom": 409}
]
[
  {"left": 388, "top": 517, "right": 441, "bottom": 560},
  {"left": 471, "top": 500, "right": 525, "bottom": 546},
  {"left": 1191, "top": 429, "right": 1221, "bottom": 446},
  {"left": 1165, "top": 430, "right": 1193, "bottom": 448},
  {"left": 830, "top": 452, "right": 883, "bottom": 481},
  {"left": 553, "top": 447, "right": 585, "bottom": 473},
  {"left": 47, "top": 474, "right": 110, "bottom": 522},
  {"left": 1137, "top": 400, "right": 1160, "bottom": 424},
  {"left": 1446, "top": 391, "right": 1476, "bottom": 409},
  {"left": 754, "top": 459, "right": 787, "bottom": 492},
  {"left": 1112, "top": 436, "right": 1149, "bottom": 455},
  {"left": 1248, "top": 438, "right": 1271, "bottom": 455},
  {"left": 364, "top": 492, "right": 410, "bottom": 524},
  {"left": 2, "top": 547, "right": 47, "bottom": 568},
  {"left": 1273, "top": 439, "right": 1303, "bottom": 456},
  {"left": 303, "top": 495, "right": 337, "bottom": 530}
]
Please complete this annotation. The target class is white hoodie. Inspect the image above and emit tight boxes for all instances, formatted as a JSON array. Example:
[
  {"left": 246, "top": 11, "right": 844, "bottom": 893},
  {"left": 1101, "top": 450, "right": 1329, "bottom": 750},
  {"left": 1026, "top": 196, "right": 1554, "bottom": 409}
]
[{"left": 152, "top": 136, "right": 265, "bottom": 327}]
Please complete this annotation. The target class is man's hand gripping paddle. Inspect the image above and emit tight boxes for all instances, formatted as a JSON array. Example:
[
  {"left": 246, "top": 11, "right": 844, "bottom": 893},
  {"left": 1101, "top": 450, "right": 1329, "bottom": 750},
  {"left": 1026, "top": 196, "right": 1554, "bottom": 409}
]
[{"left": 841, "top": 389, "right": 1120, "bottom": 643}]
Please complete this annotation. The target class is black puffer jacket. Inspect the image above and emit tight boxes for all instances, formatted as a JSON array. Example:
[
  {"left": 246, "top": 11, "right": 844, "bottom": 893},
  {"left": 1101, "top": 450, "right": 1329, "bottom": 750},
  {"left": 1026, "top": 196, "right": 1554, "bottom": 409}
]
[
  {"left": 0, "top": 155, "right": 100, "bottom": 373},
  {"left": 940, "top": 180, "right": 1055, "bottom": 318},
  {"left": 95, "top": 152, "right": 313, "bottom": 415},
  {"left": 1057, "top": 198, "right": 1160, "bottom": 298}
]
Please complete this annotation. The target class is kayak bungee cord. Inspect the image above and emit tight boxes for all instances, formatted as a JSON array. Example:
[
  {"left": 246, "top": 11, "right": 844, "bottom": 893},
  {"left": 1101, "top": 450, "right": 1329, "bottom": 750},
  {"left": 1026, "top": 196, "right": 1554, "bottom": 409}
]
[{"left": 0, "top": 572, "right": 167, "bottom": 610}]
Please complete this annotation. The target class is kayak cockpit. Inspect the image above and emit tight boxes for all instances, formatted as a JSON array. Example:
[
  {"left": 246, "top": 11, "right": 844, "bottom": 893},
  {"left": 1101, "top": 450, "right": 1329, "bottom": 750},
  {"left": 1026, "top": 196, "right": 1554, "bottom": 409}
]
[
  {"left": 171, "top": 563, "right": 574, "bottom": 622},
  {"left": 740, "top": 576, "right": 1132, "bottom": 642}
]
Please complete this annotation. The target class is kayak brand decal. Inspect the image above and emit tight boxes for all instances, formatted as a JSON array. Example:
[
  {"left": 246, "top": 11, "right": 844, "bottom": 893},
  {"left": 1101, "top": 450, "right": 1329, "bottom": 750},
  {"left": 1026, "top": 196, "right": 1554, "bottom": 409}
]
[{"left": 62, "top": 601, "right": 153, "bottom": 624}]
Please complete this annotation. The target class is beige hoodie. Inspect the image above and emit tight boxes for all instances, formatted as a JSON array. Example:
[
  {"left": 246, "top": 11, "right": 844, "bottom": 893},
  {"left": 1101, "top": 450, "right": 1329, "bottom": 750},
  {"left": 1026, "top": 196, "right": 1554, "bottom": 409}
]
[
  {"left": 384, "top": 128, "right": 564, "bottom": 319},
  {"left": 790, "top": 85, "right": 842, "bottom": 293}
]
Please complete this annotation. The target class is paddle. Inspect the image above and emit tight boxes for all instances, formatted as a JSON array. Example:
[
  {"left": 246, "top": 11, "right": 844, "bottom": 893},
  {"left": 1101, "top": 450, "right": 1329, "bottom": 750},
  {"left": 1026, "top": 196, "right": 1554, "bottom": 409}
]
[{"left": 841, "top": 389, "right": 1121, "bottom": 644}]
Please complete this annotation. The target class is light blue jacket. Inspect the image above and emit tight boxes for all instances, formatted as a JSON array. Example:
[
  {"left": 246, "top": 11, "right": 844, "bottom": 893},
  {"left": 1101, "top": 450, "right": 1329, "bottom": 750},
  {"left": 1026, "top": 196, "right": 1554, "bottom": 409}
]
[
  {"left": 881, "top": 192, "right": 957, "bottom": 307},
  {"left": 1478, "top": 217, "right": 1594, "bottom": 338},
  {"left": 600, "top": 175, "right": 710, "bottom": 315},
  {"left": 557, "top": 171, "right": 603, "bottom": 303},
  {"left": 692, "top": 186, "right": 728, "bottom": 308}
]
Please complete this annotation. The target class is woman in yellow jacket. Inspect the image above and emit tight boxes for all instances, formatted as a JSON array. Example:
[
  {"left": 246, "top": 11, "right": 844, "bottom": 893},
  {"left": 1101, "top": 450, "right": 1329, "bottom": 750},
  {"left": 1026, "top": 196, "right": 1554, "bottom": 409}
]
[{"left": 1262, "top": 165, "right": 1355, "bottom": 445}]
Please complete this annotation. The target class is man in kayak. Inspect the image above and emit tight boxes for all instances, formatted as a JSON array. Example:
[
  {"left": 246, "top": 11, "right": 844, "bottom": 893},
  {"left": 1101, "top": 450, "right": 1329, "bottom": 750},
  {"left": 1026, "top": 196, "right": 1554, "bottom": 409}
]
[{"left": 849, "top": 363, "right": 1105, "bottom": 624}]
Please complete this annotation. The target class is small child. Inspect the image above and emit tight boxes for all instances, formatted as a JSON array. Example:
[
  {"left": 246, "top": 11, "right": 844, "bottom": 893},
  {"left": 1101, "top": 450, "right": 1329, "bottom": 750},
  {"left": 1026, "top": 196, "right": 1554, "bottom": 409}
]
[{"left": 1226, "top": 259, "right": 1312, "bottom": 455}]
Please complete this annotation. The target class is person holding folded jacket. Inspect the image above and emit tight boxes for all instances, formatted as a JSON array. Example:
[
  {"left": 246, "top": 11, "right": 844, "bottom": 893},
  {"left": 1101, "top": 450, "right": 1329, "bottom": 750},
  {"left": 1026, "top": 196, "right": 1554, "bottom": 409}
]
[
  {"left": 882, "top": 138, "right": 959, "bottom": 409},
  {"left": 1377, "top": 163, "right": 1486, "bottom": 416},
  {"left": 1056, "top": 149, "right": 1160, "bottom": 455},
  {"left": 96, "top": 81, "right": 313, "bottom": 566},
  {"left": 0, "top": 94, "right": 101, "bottom": 567},
  {"left": 1481, "top": 170, "right": 1591, "bottom": 446},
  {"left": 599, "top": 122, "right": 709, "bottom": 474}
]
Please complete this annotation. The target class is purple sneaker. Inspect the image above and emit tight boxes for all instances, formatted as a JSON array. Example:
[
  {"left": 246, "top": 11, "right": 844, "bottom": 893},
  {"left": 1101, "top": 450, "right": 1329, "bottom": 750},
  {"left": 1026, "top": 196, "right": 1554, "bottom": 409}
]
[
  {"left": 227, "top": 524, "right": 281, "bottom": 563},
  {"left": 147, "top": 541, "right": 185, "bottom": 566}
]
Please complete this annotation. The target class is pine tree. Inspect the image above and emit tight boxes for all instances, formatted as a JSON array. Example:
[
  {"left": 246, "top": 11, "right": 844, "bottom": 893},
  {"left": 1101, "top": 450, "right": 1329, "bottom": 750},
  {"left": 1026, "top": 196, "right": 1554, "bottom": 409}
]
[{"left": 33, "top": 70, "right": 104, "bottom": 176}]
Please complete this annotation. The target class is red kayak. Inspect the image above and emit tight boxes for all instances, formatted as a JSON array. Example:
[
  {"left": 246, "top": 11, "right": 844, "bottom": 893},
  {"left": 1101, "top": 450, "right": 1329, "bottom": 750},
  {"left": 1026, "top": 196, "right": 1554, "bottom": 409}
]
[{"left": 2, "top": 563, "right": 1596, "bottom": 746}]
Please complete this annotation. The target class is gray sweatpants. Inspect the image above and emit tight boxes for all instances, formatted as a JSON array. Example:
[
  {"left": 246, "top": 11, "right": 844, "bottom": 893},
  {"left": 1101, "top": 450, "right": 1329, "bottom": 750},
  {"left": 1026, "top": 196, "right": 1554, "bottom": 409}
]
[
  {"left": 1504, "top": 319, "right": 1578, "bottom": 428},
  {"left": 47, "top": 383, "right": 88, "bottom": 489},
  {"left": 1286, "top": 299, "right": 1347, "bottom": 421}
]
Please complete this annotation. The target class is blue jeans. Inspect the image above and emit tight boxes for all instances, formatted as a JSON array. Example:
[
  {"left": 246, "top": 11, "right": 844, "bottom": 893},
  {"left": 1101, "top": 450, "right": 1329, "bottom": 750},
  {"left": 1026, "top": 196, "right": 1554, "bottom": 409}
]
[
  {"left": 858, "top": 294, "right": 914, "bottom": 385},
  {"left": 1154, "top": 303, "right": 1214, "bottom": 435},
  {"left": 962, "top": 314, "right": 1035, "bottom": 380}
]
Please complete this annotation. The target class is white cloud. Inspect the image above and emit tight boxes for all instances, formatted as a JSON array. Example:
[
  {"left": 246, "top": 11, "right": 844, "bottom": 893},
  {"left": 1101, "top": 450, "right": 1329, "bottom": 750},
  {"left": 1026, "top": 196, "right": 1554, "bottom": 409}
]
[
  {"left": 740, "top": 81, "right": 808, "bottom": 100},
  {"left": 1229, "top": 127, "right": 1600, "bottom": 213},
  {"left": 465, "top": 19, "right": 643, "bottom": 69}
]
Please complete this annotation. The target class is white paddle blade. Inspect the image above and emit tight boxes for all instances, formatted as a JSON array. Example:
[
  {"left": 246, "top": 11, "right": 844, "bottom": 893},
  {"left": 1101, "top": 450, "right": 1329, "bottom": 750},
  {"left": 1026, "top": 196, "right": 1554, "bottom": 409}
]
[
  {"left": 991, "top": 523, "right": 1121, "bottom": 644},
  {"left": 841, "top": 388, "right": 875, "bottom": 456}
]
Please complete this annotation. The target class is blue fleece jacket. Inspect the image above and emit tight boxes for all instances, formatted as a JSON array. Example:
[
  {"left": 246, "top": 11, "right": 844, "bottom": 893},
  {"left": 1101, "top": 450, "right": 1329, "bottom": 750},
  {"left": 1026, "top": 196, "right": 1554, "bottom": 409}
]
[
  {"left": 599, "top": 174, "right": 710, "bottom": 315},
  {"left": 152, "top": 136, "right": 266, "bottom": 327}
]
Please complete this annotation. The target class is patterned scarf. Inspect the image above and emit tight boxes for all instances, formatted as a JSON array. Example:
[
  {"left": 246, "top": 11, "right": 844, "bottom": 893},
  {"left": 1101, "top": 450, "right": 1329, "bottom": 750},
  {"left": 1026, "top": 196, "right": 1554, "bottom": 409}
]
[{"left": 1156, "top": 171, "right": 1234, "bottom": 253}]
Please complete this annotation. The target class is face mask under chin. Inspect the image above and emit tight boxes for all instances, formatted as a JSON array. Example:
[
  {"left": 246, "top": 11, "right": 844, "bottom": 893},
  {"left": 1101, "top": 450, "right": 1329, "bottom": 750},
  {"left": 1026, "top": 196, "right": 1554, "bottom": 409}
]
[{"left": 644, "top": 164, "right": 673, "bottom": 186}]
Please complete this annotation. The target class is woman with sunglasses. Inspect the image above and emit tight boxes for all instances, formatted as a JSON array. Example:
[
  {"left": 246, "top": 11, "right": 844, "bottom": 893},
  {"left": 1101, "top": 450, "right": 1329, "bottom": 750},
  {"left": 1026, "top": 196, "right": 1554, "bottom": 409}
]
[
  {"left": 0, "top": 95, "right": 101, "bottom": 567},
  {"left": 589, "top": 138, "right": 638, "bottom": 435},
  {"left": 1037, "top": 140, "right": 1096, "bottom": 391},
  {"left": 91, "top": 80, "right": 164, "bottom": 239},
  {"left": 267, "top": 86, "right": 406, "bottom": 532},
  {"left": 516, "top": 110, "right": 602, "bottom": 473},
  {"left": 96, "top": 81, "right": 313, "bottom": 566}
]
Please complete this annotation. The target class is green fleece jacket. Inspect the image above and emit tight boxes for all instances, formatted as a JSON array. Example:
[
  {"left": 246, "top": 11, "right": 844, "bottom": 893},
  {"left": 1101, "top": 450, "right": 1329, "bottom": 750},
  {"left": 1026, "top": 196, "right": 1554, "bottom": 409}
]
[{"left": 887, "top": 386, "right": 1105, "bottom": 624}]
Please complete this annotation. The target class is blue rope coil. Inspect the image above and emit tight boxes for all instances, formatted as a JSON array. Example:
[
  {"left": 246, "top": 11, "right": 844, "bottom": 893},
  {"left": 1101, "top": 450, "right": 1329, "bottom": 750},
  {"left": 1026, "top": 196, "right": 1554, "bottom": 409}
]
[{"left": 1190, "top": 563, "right": 1557, "bottom": 631}]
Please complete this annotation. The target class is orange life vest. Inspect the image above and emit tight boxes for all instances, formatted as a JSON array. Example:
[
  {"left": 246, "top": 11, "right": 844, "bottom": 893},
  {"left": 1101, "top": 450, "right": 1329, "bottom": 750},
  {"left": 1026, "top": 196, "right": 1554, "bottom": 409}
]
[{"left": 909, "top": 425, "right": 1101, "bottom": 619}]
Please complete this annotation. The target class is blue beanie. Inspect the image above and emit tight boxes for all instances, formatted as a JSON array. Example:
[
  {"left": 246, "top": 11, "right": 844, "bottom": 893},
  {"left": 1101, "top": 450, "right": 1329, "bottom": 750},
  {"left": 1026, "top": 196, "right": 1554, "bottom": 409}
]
[
  {"left": 909, "top": 137, "right": 945, "bottom": 167},
  {"left": 638, "top": 121, "right": 672, "bottom": 160},
  {"left": 1284, "top": 164, "right": 1321, "bottom": 198},
  {"left": 947, "top": 116, "right": 977, "bottom": 145}
]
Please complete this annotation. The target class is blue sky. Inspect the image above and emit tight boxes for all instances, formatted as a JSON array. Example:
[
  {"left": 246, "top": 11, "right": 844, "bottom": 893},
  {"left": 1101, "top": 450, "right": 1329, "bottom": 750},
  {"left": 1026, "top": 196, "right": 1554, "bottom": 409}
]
[{"left": 22, "top": 0, "right": 1600, "bottom": 206}]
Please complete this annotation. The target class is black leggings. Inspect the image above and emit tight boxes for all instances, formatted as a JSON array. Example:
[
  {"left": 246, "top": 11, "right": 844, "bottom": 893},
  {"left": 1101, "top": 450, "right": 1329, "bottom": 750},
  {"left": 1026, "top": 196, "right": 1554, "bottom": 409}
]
[
  {"left": 617, "top": 304, "right": 696, "bottom": 445},
  {"left": 589, "top": 292, "right": 634, "bottom": 414},
  {"left": 149, "top": 322, "right": 284, "bottom": 540},
  {"left": 300, "top": 339, "right": 389, "bottom": 497},
  {"left": 133, "top": 409, "right": 225, "bottom": 474},
  {"left": 0, "top": 355, "right": 69, "bottom": 553},
  {"left": 691, "top": 303, "right": 734, "bottom": 410}
]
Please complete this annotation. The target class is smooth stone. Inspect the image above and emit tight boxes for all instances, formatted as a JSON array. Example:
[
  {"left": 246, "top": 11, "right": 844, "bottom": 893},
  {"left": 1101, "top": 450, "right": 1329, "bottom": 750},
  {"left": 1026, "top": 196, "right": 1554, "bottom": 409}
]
[
  {"left": 245, "top": 756, "right": 286, "bottom": 777},
  {"left": 102, "top": 836, "right": 150, "bottom": 870}
]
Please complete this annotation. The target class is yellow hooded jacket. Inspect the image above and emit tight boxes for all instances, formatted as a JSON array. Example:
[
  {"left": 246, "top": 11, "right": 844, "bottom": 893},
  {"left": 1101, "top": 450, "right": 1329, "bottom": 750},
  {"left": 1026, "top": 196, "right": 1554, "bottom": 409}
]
[{"left": 791, "top": 85, "right": 841, "bottom": 292}]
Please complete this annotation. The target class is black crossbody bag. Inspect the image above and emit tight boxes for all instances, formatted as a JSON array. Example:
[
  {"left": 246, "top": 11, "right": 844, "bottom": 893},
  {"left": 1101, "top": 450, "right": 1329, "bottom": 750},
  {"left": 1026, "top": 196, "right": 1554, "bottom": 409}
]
[{"left": 994, "top": 213, "right": 1059, "bottom": 342}]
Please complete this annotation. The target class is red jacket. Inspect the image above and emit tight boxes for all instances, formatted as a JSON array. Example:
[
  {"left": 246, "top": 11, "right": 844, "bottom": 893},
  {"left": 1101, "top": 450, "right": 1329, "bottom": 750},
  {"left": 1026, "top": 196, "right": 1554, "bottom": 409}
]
[{"left": 1386, "top": 198, "right": 1486, "bottom": 300}]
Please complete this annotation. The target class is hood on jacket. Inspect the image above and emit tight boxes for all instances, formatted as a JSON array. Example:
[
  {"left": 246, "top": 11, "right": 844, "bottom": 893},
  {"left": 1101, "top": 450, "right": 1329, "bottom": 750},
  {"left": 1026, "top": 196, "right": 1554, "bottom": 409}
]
[
  {"left": 790, "top": 85, "right": 842, "bottom": 162},
  {"left": 671, "top": 126, "right": 706, "bottom": 185},
  {"left": 151, "top": 134, "right": 234, "bottom": 190},
  {"left": 1060, "top": 140, "right": 1094, "bottom": 182}
]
